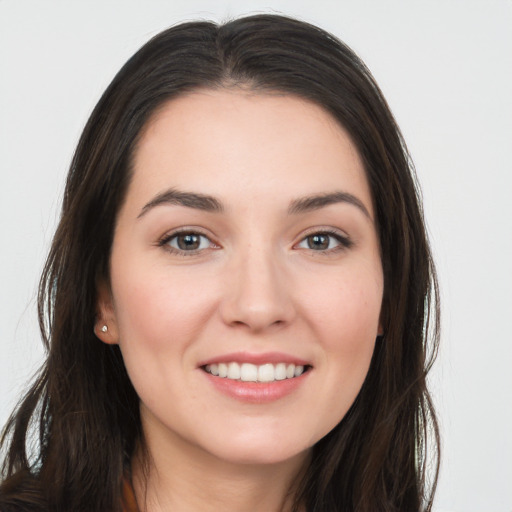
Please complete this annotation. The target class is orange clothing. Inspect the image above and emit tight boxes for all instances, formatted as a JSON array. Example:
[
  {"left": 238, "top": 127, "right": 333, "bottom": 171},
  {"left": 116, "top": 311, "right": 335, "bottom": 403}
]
[{"left": 122, "top": 478, "right": 139, "bottom": 512}]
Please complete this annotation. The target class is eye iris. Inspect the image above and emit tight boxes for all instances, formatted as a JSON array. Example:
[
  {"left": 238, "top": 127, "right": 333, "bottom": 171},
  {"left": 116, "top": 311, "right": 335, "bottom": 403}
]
[
  {"left": 308, "top": 234, "right": 329, "bottom": 250},
  {"left": 177, "top": 233, "right": 200, "bottom": 250}
]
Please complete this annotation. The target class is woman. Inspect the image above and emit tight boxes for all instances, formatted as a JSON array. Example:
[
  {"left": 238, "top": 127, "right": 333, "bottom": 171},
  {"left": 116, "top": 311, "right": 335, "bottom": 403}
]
[{"left": 0, "top": 14, "right": 440, "bottom": 512}]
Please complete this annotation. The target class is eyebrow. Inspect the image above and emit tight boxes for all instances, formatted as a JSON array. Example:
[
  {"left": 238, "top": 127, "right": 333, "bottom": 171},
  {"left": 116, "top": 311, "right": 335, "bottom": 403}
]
[
  {"left": 288, "top": 191, "right": 371, "bottom": 218},
  {"left": 138, "top": 188, "right": 370, "bottom": 219},
  {"left": 138, "top": 188, "right": 224, "bottom": 218}
]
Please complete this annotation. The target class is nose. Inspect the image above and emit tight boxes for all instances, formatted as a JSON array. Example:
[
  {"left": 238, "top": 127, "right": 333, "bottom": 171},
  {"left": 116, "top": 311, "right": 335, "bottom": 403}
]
[{"left": 219, "top": 245, "right": 296, "bottom": 332}]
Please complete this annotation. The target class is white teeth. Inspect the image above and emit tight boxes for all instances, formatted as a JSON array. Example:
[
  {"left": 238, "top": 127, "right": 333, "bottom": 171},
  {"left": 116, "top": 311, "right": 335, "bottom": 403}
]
[
  {"left": 240, "top": 363, "right": 258, "bottom": 382},
  {"left": 275, "top": 363, "right": 287, "bottom": 380},
  {"left": 204, "top": 362, "right": 307, "bottom": 382},
  {"left": 218, "top": 363, "right": 228, "bottom": 378},
  {"left": 258, "top": 363, "right": 275, "bottom": 382},
  {"left": 227, "top": 362, "right": 240, "bottom": 380}
]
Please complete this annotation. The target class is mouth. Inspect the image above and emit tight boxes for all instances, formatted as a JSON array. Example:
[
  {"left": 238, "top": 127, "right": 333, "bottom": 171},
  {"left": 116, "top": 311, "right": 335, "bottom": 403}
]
[
  {"left": 202, "top": 362, "right": 311, "bottom": 383},
  {"left": 199, "top": 354, "right": 313, "bottom": 403}
]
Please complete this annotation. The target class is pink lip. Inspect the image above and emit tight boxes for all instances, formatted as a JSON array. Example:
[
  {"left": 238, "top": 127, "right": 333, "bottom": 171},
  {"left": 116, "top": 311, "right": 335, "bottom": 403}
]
[
  {"left": 197, "top": 351, "right": 311, "bottom": 367},
  {"left": 202, "top": 369, "right": 311, "bottom": 404}
]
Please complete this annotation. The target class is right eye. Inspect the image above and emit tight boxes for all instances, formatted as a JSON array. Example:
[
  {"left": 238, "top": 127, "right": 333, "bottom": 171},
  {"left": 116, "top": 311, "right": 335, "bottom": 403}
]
[
  {"left": 160, "top": 231, "right": 216, "bottom": 255},
  {"left": 294, "top": 230, "right": 353, "bottom": 254}
]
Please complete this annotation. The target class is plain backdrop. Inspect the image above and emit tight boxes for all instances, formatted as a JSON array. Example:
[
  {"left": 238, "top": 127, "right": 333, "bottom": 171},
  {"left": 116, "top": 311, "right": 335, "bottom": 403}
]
[{"left": 1, "top": 1, "right": 511, "bottom": 511}]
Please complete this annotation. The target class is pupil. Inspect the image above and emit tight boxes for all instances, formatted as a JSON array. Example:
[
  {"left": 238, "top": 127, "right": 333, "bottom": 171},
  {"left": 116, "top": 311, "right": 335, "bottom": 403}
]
[
  {"left": 308, "top": 234, "right": 329, "bottom": 250},
  {"left": 178, "top": 234, "right": 200, "bottom": 250}
]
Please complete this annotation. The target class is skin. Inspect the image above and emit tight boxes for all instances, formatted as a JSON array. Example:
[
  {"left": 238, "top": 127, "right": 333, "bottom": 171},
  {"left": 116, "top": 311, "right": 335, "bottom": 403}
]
[{"left": 97, "top": 89, "right": 384, "bottom": 512}]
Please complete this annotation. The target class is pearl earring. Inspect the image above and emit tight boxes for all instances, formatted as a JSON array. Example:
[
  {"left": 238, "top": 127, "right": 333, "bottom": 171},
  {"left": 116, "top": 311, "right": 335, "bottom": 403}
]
[{"left": 101, "top": 325, "right": 108, "bottom": 333}]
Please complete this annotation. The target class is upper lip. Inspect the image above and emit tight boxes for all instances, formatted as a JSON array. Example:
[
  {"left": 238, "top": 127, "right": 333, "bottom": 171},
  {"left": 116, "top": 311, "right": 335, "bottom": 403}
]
[{"left": 197, "top": 351, "right": 312, "bottom": 367}]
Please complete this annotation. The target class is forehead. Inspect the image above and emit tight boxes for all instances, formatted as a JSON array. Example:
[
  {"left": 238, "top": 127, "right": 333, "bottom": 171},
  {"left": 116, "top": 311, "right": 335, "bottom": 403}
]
[{"left": 128, "top": 89, "right": 373, "bottom": 215}]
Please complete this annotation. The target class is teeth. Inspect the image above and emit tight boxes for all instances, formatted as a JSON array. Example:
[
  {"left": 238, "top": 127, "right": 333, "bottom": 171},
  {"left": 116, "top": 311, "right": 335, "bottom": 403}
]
[
  {"left": 227, "top": 362, "right": 240, "bottom": 380},
  {"left": 240, "top": 363, "right": 258, "bottom": 382},
  {"left": 218, "top": 363, "right": 228, "bottom": 378},
  {"left": 294, "top": 365, "right": 304, "bottom": 377},
  {"left": 258, "top": 363, "right": 274, "bottom": 382},
  {"left": 275, "top": 363, "right": 287, "bottom": 380},
  {"left": 204, "top": 362, "right": 307, "bottom": 382}
]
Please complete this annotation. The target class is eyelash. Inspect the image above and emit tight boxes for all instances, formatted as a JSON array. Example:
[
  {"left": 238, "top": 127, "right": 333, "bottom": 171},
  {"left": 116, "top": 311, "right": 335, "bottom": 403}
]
[{"left": 157, "top": 228, "right": 353, "bottom": 256}]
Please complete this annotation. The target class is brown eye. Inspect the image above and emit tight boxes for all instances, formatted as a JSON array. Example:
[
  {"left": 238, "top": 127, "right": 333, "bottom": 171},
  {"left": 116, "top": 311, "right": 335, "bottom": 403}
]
[
  {"left": 165, "top": 232, "right": 212, "bottom": 252},
  {"left": 296, "top": 231, "right": 352, "bottom": 252},
  {"left": 176, "top": 233, "right": 201, "bottom": 250},
  {"left": 306, "top": 234, "right": 330, "bottom": 250}
]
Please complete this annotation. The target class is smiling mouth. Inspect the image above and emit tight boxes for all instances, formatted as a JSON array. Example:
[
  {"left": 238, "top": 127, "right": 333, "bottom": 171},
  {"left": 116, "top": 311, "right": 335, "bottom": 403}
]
[{"left": 203, "top": 362, "right": 311, "bottom": 383}]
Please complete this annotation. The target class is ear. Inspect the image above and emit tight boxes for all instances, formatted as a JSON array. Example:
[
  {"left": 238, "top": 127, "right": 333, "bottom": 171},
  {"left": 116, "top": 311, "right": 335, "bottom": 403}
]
[{"left": 95, "top": 279, "right": 120, "bottom": 345}]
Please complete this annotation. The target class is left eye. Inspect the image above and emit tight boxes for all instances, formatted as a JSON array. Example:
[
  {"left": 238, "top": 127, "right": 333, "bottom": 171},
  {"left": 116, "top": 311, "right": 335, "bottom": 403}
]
[
  {"left": 166, "top": 232, "right": 212, "bottom": 252},
  {"left": 296, "top": 232, "right": 348, "bottom": 251}
]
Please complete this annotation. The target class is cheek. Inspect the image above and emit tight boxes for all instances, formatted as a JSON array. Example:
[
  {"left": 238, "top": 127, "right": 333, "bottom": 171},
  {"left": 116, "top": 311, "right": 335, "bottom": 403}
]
[
  {"left": 334, "top": 280, "right": 381, "bottom": 363},
  {"left": 109, "top": 267, "right": 218, "bottom": 408},
  {"left": 305, "top": 269, "right": 382, "bottom": 343},
  {"left": 110, "top": 264, "right": 219, "bottom": 353},
  {"left": 302, "top": 266, "right": 382, "bottom": 399}
]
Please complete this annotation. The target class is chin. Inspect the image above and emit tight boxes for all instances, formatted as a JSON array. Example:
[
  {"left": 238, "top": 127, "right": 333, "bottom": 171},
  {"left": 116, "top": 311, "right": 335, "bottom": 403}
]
[{"left": 200, "top": 432, "right": 312, "bottom": 467}]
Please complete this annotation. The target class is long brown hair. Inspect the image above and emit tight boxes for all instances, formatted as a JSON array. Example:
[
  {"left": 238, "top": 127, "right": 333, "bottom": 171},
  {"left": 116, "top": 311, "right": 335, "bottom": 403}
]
[{"left": 0, "top": 14, "right": 440, "bottom": 511}]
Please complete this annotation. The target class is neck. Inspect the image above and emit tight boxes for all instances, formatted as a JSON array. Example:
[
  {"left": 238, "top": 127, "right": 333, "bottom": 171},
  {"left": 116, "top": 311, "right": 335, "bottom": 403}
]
[{"left": 131, "top": 426, "right": 308, "bottom": 512}]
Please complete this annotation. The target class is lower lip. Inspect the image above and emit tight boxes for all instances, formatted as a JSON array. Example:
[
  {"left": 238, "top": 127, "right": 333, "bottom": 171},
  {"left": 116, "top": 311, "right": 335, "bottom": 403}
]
[{"left": 202, "top": 370, "right": 310, "bottom": 403}]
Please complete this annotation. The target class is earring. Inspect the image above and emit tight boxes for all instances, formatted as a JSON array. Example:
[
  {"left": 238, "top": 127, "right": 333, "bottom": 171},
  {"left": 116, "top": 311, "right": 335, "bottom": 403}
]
[{"left": 101, "top": 325, "right": 108, "bottom": 333}]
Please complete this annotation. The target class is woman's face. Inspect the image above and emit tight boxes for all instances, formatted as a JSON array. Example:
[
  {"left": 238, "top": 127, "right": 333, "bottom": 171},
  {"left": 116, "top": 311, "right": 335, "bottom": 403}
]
[{"left": 98, "top": 90, "right": 383, "bottom": 466}]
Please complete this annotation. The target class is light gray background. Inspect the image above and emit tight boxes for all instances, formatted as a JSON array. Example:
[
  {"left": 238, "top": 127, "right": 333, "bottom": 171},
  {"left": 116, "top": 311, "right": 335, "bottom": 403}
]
[{"left": 1, "top": 1, "right": 511, "bottom": 511}]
